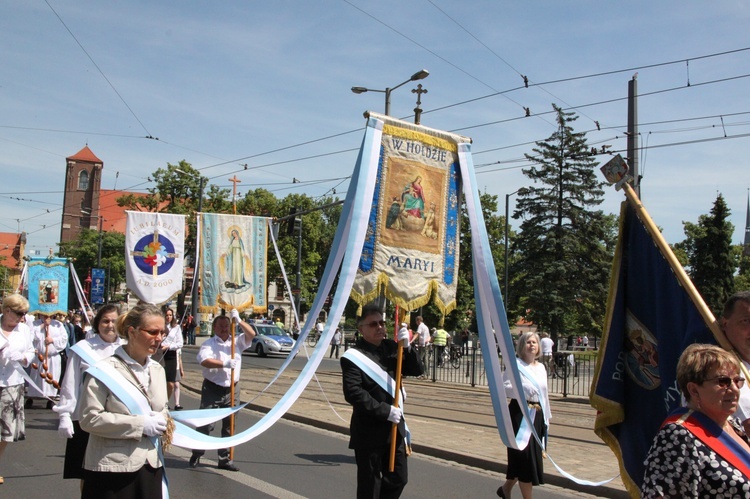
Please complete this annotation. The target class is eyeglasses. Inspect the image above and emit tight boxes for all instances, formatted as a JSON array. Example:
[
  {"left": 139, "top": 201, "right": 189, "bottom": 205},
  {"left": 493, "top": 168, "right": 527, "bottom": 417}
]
[
  {"left": 706, "top": 376, "right": 745, "bottom": 389},
  {"left": 360, "top": 320, "right": 386, "bottom": 328},
  {"left": 139, "top": 328, "right": 166, "bottom": 337},
  {"left": 9, "top": 309, "right": 27, "bottom": 316}
]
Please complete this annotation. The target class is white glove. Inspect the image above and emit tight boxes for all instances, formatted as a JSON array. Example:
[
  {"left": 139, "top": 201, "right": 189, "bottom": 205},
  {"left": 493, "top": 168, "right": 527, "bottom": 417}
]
[
  {"left": 387, "top": 405, "right": 403, "bottom": 424},
  {"left": 143, "top": 411, "right": 167, "bottom": 437},
  {"left": 9, "top": 351, "right": 26, "bottom": 363},
  {"left": 223, "top": 357, "right": 238, "bottom": 369},
  {"left": 58, "top": 413, "right": 74, "bottom": 439},
  {"left": 230, "top": 309, "right": 241, "bottom": 322},
  {"left": 397, "top": 328, "right": 410, "bottom": 344}
]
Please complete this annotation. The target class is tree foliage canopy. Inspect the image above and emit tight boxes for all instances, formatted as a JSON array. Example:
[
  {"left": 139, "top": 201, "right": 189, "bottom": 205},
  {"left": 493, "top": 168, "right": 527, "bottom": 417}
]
[{"left": 511, "top": 105, "right": 614, "bottom": 340}]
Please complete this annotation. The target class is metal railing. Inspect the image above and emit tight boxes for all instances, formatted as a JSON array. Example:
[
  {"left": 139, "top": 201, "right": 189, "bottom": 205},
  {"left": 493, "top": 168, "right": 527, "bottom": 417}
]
[{"left": 415, "top": 346, "right": 596, "bottom": 398}]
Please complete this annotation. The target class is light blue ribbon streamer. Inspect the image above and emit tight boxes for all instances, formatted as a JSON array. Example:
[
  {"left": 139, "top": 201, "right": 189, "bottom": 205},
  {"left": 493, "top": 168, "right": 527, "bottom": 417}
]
[{"left": 169, "top": 115, "right": 382, "bottom": 451}]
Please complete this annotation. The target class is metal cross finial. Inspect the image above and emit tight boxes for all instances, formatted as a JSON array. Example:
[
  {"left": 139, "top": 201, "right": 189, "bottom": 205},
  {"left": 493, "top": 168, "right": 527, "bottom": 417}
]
[{"left": 412, "top": 83, "right": 428, "bottom": 125}]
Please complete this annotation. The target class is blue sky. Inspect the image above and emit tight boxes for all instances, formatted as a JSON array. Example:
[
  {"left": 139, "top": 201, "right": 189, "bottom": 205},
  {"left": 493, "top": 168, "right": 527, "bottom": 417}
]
[{"left": 2, "top": 1, "right": 750, "bottom": 256}]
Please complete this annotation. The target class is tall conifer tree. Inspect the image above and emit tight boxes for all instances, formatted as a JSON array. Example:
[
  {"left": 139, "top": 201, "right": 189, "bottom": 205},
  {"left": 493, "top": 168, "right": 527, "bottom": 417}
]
[{"left": 512, "top": 105, "right": 612, "bottom": 340}]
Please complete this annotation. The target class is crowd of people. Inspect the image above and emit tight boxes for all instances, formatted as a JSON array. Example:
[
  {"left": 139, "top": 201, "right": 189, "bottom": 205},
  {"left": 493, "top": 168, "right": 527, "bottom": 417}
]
[
  {"left": 0, "top": 295, "right": 258, "bottom": 497},
  {"left": 4, "top": 291, "right": 750, "bottom": 497}
]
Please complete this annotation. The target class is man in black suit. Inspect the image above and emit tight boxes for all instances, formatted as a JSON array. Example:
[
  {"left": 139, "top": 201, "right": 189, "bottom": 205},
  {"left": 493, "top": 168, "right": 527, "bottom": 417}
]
[{"left": 341, "top": 305, "right": 423, "bottom": 498}]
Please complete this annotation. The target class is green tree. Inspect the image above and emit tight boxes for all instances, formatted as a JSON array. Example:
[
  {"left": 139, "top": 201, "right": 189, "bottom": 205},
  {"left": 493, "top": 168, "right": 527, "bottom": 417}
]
[
  {"left": 59, "top": 229, "right": 126, "bottom": 304},
  {"left": 687, "top": 194, "right": 735, "bottom": 315},
  {"left": 511, "top": 105, "right": 612, "bottom": 341}
]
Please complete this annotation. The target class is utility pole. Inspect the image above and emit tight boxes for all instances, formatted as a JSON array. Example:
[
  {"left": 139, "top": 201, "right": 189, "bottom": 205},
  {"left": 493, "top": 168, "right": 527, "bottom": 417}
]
[{"left": 627, "top": 75, "right": 640, "bottom": 197}]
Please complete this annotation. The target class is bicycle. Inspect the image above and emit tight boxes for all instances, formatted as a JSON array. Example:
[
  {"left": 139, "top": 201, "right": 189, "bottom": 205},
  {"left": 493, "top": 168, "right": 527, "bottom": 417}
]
[
  {"left": 306, "top": 332, "right": 320, "bottom": 346},
  {"left": 447, "top": 344, "right": 462, "bottom": 369}
]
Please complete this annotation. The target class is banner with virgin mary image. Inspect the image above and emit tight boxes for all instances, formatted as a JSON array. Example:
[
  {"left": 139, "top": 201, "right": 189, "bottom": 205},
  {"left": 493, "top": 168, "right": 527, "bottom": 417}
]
[
  {"left": 350, "top": 113, "right": 468, "bottom": 315},
  {"left": 199, "top": 213, "right": 268, "bottom": 314}
]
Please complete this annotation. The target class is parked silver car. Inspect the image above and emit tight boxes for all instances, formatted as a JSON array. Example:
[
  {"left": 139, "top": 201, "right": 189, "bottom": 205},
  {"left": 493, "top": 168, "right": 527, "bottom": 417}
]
[{"left": 248, "top": 323, "right": 295, "bottom": 357}]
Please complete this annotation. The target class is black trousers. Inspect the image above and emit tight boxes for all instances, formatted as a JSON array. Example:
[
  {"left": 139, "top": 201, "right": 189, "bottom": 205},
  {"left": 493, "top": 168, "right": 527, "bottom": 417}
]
[
  {"left": 354, "top": 438, "right": 408, "bottom": 499},
  {"left": 190, "top": 379, "right": 239, "bottom": 462}
]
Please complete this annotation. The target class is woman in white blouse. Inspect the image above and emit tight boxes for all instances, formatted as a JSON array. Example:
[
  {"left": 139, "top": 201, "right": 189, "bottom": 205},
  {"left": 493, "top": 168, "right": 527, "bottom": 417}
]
[
  {"left": 0, "top": 294, "right": 34, "bottom": 485},
  {"left": 54, "top": 303, "right": 122, "bottom": 484},
  {"left": 497, "top": 332, "right": 551, "bottom": 499}
]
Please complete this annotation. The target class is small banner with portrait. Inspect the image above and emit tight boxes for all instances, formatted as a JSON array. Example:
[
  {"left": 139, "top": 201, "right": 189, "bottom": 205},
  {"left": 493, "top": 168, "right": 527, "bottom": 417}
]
[
  {"left": 199, "top": 213, "right": 268, "bottom": 315},
  {"left": 125, "top": 211, "right": 186, "bottom": 306},
  {"left": 27, "top": 256, "right": 69, "bottom": 316},
  {"left": 350, "top": 113, "right": 466, "bottom": 315}
]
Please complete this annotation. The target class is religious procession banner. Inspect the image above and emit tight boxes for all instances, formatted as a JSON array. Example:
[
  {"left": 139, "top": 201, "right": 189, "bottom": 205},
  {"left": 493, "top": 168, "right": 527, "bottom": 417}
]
[
  {"left": 27, "top": 256, "right": 69, "bottom": 316},
  {"left": 350, "top": 112, "right": 466, "bottom": 315},
  {"left": 125, "top": 211, "right": 186, "bottom": 306},
  {"left": 199, "top": 213, "right": 268, "bottom": 314}
]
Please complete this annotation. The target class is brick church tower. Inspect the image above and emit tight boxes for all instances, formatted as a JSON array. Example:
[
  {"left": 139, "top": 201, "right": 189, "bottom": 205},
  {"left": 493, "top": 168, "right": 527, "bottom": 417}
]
[{"left": 60, "top": 145, "right": 103, "bottom": 244}]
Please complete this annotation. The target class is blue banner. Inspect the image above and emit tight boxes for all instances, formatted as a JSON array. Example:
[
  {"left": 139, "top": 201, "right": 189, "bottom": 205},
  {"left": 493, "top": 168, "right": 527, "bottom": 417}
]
[
  {"left": 590, "top": 202, "right": 715, "bottom": 495},
  {"left": 91, "top": 268, "right": 105, "bottom": 305},
  {"left": 27, "top": 257, "right": 69, "bottom": 316}
]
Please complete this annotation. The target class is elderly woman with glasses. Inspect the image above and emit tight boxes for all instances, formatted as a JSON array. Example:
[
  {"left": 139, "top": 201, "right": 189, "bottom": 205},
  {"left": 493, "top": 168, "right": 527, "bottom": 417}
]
[
  {"left": 78, "top": 304, "right": 169, "bottom": 498},
  {"left": 642, "top": 344, "right": 750, "bottom": 497},
  {"left": 0, "top": 294, "right": 34, "bottom": 485}
]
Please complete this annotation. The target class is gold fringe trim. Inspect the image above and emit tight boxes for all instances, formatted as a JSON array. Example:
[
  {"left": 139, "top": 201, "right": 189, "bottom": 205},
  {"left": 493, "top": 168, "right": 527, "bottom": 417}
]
[{"left": 349, "top": 272, "right": 457, "bottom": 317}]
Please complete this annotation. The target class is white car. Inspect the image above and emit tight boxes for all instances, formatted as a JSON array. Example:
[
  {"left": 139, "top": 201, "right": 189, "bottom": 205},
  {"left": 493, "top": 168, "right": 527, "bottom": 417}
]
[{"left": 248, "top": 323, "right": 295, "bottom": 357}]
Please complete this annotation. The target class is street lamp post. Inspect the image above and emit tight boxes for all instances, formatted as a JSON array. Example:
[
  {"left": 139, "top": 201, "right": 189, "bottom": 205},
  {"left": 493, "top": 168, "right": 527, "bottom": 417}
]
[
  {"left": 504, "top": 189, "right": 520, "bottom": 305},
  {"left": 352, "top": 69, "right": 429, "bottom": 116}
]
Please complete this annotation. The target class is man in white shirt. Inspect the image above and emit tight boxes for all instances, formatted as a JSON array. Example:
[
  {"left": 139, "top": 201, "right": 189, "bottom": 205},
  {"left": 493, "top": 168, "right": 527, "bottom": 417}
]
[
  {"left": 188, "top": 310, "right": 256, "bottom": 471},
  {"left": 540, "top": 333, "right": 555, "bottom": 377},
  {"left": 412, "top": 316, "right": 430, "bottom": 376}
]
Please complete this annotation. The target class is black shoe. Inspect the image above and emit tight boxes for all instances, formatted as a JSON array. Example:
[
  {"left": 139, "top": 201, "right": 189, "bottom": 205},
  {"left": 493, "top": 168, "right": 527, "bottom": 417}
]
[
  {"left": 24, "top": 399, "right": 33, "bottom": 409},
  {"left": 188, "top": 455, "right": 200, "bottom": 468},
  {"left": 496, "top": 486, "right": 506, "bottom": 498},
  {"left": 46, "top": 400, "right": 54, "bottom": 410},
  {"left": 174, "top": 405, "right": 183, "bottom": 411},
  {"left": 218, "top": 460, "right": 239, "bottom": 472}
]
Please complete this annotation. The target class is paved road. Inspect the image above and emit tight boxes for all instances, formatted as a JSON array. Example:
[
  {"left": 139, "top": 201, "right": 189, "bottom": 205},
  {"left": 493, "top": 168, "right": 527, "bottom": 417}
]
[{"left": 5, "top": 390, "right": 608, "bottom": 498}]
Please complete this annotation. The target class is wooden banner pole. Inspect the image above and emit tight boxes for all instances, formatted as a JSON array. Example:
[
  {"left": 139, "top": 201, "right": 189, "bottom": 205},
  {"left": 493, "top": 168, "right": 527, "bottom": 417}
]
[{"left": 389, "top": 307, "right": 405, "bottom": 472}]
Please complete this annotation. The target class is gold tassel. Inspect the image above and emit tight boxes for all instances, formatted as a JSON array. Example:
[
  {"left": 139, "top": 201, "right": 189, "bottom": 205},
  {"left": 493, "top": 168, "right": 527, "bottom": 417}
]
[{"left": 162, "top": 416, "right": 175, "bottom": 452}]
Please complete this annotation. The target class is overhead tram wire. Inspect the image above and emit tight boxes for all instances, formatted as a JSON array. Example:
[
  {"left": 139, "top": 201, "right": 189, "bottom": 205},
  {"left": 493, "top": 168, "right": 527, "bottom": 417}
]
[
  {"left": 449, "top": 72, "right": 750, "bottom": 133},
  {"left": 44, "top": 0, "right": 155, "bottom": 140},
  {"left": 421, "top": 46, "right": 750, "bottom": 117}
]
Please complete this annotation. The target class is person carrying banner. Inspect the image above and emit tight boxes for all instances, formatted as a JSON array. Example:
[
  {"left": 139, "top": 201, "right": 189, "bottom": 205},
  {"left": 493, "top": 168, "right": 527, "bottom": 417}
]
[
  {"left": 78, "top": 303, "right": 169, "bottom": 499},
  {"left": 54, "top": 303, "right": 122, "bottom": 484},
  {"left": 497, "top": 332, "right": 550, "bottom": 499},
  {"left": 641, "top": 344, "right": 750, "bottom": 497},
  {"left": 188, "top": 309, "right": 255, "bottom": 471},
  {"left": 721, "top": 291, "right": 750, "bottom": 435},
  {"left": 26, "top": 313, "right": 68, "bottom": 409},
  {"left": 0, "top": 294, "right": 34, "bottom": 485},
  {"left": 341, "top": 304, "right": 422, "bottom": 499}
]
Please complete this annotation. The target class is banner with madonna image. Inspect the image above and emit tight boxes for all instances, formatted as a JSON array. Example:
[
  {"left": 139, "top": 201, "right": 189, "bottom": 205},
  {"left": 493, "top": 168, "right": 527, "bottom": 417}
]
[
  {"left": 27, "top": 256, "right": 69, "bottom": 316},
  {"left": 350, "top": 113, "right": 465, "bottom": 315},
  {"left": 199, "top": 213, "right": 268, "bottom": 315},
  {"left": 125, "top": 211, "right": 186, "bottom": 306}
]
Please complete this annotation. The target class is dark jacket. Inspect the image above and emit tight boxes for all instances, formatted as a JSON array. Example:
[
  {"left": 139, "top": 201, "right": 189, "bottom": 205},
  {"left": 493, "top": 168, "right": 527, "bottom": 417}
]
[{"left": 341, "top": 338, "right": 423, "bottom": 450}]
